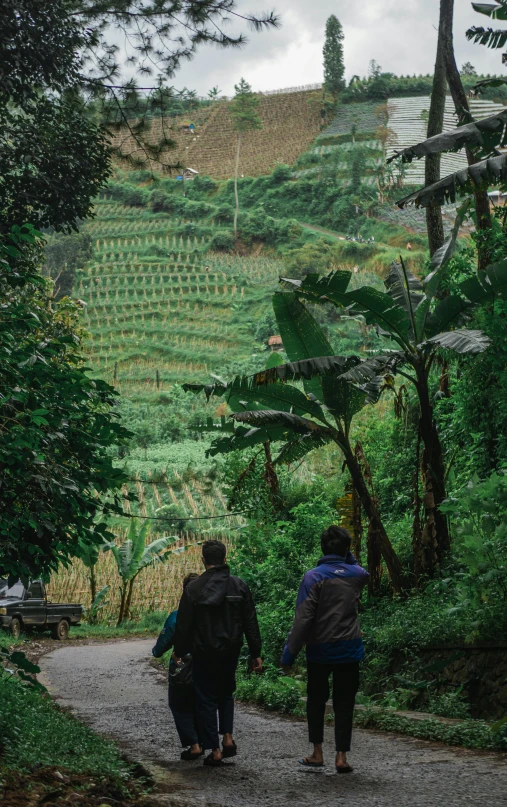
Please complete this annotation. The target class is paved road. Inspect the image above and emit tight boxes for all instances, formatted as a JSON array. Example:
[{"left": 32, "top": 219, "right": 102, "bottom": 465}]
[{"left": 39, "top": 640, "right": 507, "bottom": 807}]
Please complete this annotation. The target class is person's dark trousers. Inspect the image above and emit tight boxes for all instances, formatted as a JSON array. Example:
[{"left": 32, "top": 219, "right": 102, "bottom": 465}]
[
  {"left": 306, "top": 661, "right": 360, "bottom": 752},
  {"left": 168, "top": 683, "right": 200, "bottom": 747},
  {"left": 192, "top": 654, "right": 238, "bottom": 751}
]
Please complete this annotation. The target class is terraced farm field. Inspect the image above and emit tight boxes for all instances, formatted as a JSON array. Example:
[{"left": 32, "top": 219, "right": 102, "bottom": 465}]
[
  {"left": 112, "top": 88, "right": 322, "bottom": 180},
  {"left": 79, "top": 198, "right": 283, "bottom": 395},
  {"left": 47, "top": 195, "right": 290, "bottom": 610},
  {"left": 47, "top": 453, "right": 238, "bottom": 620}
]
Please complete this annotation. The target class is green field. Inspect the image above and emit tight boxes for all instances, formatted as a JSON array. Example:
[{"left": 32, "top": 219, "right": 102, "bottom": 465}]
[{"left": 78, "top": 198, "right": 284, "bottom": 395}]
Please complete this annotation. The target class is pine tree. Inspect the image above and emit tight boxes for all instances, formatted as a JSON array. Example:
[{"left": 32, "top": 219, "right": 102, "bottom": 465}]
[
  {"left": 323, "top": 15, "right": 345, "bottom": 97},
  {"left": 230, "top": 78, "right": 262, "bottom": 237}
]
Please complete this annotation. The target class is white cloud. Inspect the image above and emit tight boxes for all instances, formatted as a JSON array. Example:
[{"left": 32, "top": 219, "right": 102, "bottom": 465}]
[{"left": 159, "top": 0, "right": 505, "bottom": 96}]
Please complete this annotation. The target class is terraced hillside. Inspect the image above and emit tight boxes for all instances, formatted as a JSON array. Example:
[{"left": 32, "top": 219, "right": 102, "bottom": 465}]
[
  {"left": 78, "top": 197, "right": 283, "bottom": 395},
  {"left": 112, "top": 88, "right": 322, "bottom": 180}
]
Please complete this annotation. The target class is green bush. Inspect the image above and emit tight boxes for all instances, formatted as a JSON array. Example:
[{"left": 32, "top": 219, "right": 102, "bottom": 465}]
[
  {"left": 209, "top": 230, "right": 235, "bottom": 251},
  {"left": 0, "top": 673, "right": 131, "bottom": 779}
]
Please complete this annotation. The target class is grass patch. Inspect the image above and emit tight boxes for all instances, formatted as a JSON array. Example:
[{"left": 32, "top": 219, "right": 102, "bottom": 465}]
[
  {"left": 0, "top": 673, "right": 134, "bottom": 784},
  {"left": 234, "top": 668, "right": 507, "bottom": 752},
  {"left": 354, "top": 707, "right": 507, "bottom": 752}
]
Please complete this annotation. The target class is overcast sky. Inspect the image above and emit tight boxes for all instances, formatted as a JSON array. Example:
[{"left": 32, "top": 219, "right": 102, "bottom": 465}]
[{"left": 166, "top": 0, "right": 504, "bottom": 96}]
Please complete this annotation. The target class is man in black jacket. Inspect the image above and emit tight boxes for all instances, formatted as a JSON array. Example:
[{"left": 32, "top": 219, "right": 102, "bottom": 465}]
[{"left": 173, "top": 540, "right": 262, "bottom": 766}]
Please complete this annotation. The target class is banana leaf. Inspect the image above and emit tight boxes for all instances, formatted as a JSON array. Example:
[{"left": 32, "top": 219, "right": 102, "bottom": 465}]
[
  {"left": 274, "top": 432, "right": 335, "bottom": 465},
  {"left": 321, "top": 374, "right": 367, "bottom": 431},
  {"left": 467, "top": 25, "right": 507, "bottom": 48},
  {"left": 338, "top": 353, "right": 405, "bottom": 385},
  {"left": 254, "top": 355, "right": 355, "bottom": 386},
  {"left": 272, "top": 292, "right": 334, "bottom": 400},
  {"left": 396, "top": 153, "right": 507, "bottom": 208},
  {"left": 424, "top": 295, "right": 471, "bottom": 338},
  {"left": 387, "top": 109, "right": 507, "bottom": 164},
  {"left": 182, "top": 381, "right": 228, "bottom": 400},
  {"left": 385, "top": 260, "right": 424, "bottom": 340},
  {"left": 225, "top": 375, "right": 328, "bottom": 423},
  {"left": 423, "top": 200, "right": 471, "bottom": 299},
  {"left": 420, "top": 329, "right": 490, "bottom": 355},
  {"left": 281, "top": 271, "right": 352, "bottom": 306},
  {"left": 231, "top": 409, "right": 324, "bottom": 434},
  {"left": 205, "top": 423, "right": 291, "bottom": 457},
  {"left": 473, "top": 77, "right": 507, "bottom": 92},
  {"left": 472, "top": 1, "right": 507, "bottom": 19},
  {"left": 345, "top": 286, "right": 411, "bottom": 346}
]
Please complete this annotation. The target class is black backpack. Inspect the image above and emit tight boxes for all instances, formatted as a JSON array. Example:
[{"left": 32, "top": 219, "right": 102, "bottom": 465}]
[{"left": 169, "top": 654, "right": 193, "bottom": 687}]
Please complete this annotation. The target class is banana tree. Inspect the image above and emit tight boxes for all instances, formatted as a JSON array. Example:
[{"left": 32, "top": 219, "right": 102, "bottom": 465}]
[
  {"left": 282, "top": 238, "right": 507, "bottom": 577},
  {"left": 111, "top": 519, "right": 175, "bottom": 625},
  {"left": 184, "top": 295, "right": 406, "bottom": 594},
  {"left": 78, "top": 535, "right": 112, "bottom": 624}
]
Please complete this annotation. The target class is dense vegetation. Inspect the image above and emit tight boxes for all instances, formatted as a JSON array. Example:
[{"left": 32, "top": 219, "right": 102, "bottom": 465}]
[{"left": 3, "top": 1, "right": 507, "bottom": 781}]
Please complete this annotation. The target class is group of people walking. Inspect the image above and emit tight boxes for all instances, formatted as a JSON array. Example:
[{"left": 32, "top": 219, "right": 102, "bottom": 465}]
[{"left": 153, "top": 525, "right": 368, "bottom": 772}]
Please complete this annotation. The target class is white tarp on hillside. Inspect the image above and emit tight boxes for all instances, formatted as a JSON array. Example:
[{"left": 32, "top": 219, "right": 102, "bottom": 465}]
[{"left": 386, "top": 96, "right": 506, "bottom": 184}]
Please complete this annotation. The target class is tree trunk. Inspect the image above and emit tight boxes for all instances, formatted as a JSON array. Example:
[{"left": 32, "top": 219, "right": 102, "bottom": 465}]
[
  {"left": 233, "top": 132, "right": 241, "bottom": 238},
  {"left": 440, "top": 0, "right": 492, "bottom": 270},
  {"left": 89, "top": 566, "right": 97, "bottom": 625},
  {"left": 90, "top": 566, "right": 97, "bottom": 603},
  {"left": 117, "top": 584, "right": 127, "bottom": 626},
  {"left": 426, "top": 3, "right": 446, "bottom": 256},
  {"left": 414, "top": 362, "right": 450, "bottom": 579},
  {"left": 340, "top": 439, "right": 406, "bottom": 594},
  {"left": 263, "top": 441, "right": 281, "bottom": 508},
  {"left": 124, "top": 577, "right": 136, "bottom": 622}
]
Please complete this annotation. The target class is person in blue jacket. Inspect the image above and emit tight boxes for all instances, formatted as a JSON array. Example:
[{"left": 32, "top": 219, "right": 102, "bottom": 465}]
[
  {"left": 282, "top": 525, "right": 369, "bottom": 774},
  {"left": 153, "top": 572, "right": 202, "bottom": 760}
]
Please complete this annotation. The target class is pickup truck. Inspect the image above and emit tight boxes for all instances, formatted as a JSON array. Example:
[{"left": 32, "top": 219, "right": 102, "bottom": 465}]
[{"left": 0, "top": 579, "right": 82, "bottom": 640}]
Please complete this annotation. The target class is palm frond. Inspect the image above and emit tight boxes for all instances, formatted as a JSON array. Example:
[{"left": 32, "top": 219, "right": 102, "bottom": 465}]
[
  {"left": 254, "top": 355, "right": 356, "bottom": 385},
  {"left": 472, "top": 2, "right": 507, "bottom": 20},
  {"left": 231, "top": 409, "right": 325, "bottom": 434},
  {"left": 274, "top": 432, "right": 334, "bottom": 465},
  {"left": 466, "top": 25, "right": 507, "bottom": 48},
  {"left": 272, "top": 292, "right": 333, "bottom": 400},
  {"left": 387, "top": 109, "right": 507, "bottom": 164},
  {"left": 420, "top": 329, "right": 490, "bottom": 355},
  {"left": 225, "top": 375, "right": 328, "bottom": 423},
  {"left": 396, "top": 153, "right": 507, "bottom": 208},
  {"left": 385, "top": 260, "right": 424, "bottom": 339}
]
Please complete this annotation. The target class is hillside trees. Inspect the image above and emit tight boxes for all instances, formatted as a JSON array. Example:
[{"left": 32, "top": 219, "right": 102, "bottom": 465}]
[
  {"left": 184, "top": 295, "right": 406, "bottom": 593},
  {"left": 282, "top": 239, "right": 507, "bottom": 579},
  {"left": 0, "top": 227, "right": 130, "bottom": 581},
  {"left": 44, "top": 232, "right": 93, "bottom": 299},
  {"left": 323, "top": 15, "right": 346, "bottom": 98},
  {"left": 0, "top": 1, "right": 279, "bottom": 579},
  {"left": 230, "top": 79, "right": 263, "bottom": 236}
]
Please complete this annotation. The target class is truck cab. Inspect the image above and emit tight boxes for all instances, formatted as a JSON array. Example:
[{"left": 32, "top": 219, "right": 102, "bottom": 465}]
[{"left": 0, "top": 579, "right": 83, "bottom": 639}]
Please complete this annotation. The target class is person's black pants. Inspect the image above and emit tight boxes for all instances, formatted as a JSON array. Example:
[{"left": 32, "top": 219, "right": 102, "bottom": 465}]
[
  {"left": 306, "top": 661, "right": 360, "bottom": 752},
  {"left": 168, "top": 683, "right": 200, "bottom": 747},
  {"left": 192, "top": 655, "right": 238, "bottom": 751}
]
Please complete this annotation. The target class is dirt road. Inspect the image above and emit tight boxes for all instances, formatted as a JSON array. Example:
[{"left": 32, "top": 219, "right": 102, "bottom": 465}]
[{"left": 39, "top": 640, "right": 507, "bottom": 807}]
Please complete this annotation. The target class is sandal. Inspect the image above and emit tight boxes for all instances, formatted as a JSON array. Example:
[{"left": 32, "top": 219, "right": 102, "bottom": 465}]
[
  {"left": 298, "top": 758, "right": 324, "bottom": 768},
  {"left": 336, "top": 764, "right": 353, "bottom": 774},
  {"left": 180, "top": 747, "right": 203, "bottom": 761},
  {"left": 222, "top": 741, "right": 237, "bottom": 758},
  {"left": 203, "top": 752, "right": 225, "bottom": 767}
]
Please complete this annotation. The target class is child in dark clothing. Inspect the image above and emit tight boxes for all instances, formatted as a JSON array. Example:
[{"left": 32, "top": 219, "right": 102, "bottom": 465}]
[{"left": 152, "top": 573, "right": 201, "bottom": 760}]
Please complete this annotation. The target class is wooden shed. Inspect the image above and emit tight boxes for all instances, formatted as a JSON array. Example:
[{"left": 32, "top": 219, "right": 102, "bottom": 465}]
[{"left": 268, "top": 335, "right": 283, "bottom": 351}]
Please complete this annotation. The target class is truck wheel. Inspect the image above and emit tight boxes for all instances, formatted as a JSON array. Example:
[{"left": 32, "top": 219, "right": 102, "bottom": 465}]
[
  {"left": 52, "top": 620, "right": 69, "bottom": 641},
  {"left": 10, "top": 617, "right": 22, "bottom": 639}
]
